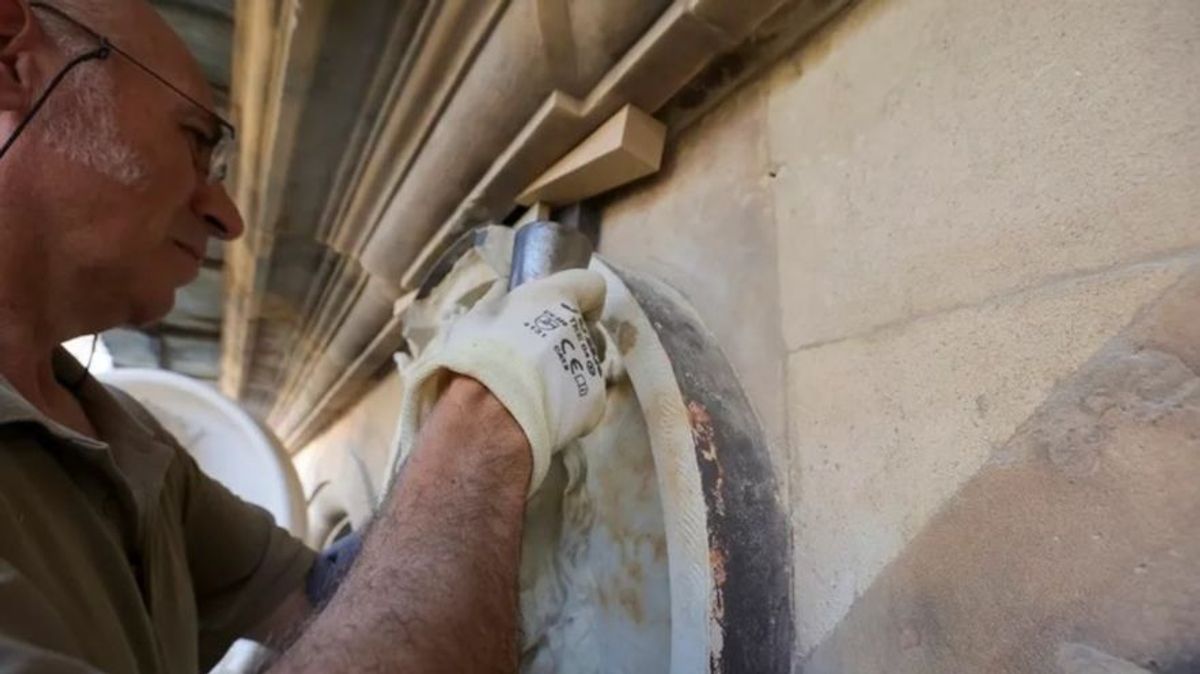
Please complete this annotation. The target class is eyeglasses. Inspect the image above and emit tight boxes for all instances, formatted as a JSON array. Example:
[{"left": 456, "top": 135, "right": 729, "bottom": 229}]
[{"left": 27, "top": 2, "right": 236, "bottom": 184}]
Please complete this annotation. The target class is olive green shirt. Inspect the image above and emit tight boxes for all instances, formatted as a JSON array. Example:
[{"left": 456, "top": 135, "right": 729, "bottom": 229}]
[{"left": 0, "top": 352, "right": 316, "bottom": 673}]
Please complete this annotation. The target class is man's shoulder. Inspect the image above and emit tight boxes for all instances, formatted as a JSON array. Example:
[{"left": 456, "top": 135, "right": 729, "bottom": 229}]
[
  {"left": 102, "top": 384, "right": 184, "bottom": 447},
  {"left": 97, "top": 383, "right": 198, "bottom": 494}
]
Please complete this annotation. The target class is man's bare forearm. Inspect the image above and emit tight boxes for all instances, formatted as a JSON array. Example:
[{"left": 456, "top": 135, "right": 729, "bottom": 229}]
[{"left": 270, "top": 376, "right": 532, "bottom": 673}]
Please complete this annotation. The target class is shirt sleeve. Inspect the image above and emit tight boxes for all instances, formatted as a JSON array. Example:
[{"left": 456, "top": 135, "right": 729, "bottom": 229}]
[
  {"left": 177, "top": 453, "right": 316, "bottom": 666},
  {"left": 0, "top": 560, "right": 103, "bottom": 674}
]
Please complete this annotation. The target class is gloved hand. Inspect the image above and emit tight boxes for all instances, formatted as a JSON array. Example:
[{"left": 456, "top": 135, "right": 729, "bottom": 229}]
[{"left": 396, "top": 269, "right": 608, "bottom": 495}]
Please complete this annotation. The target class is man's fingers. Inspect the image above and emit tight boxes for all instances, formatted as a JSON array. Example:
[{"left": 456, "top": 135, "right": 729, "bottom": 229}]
[
  {"left": 541, "top": 269, "right": 606, "bottom": 315},
  {"left": 498, "top": 269, "right": 606, "bottom": 322}
]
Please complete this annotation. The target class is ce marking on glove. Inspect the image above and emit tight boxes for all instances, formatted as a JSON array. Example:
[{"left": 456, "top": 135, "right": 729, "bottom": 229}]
[
  {"left": 525, "top": 305, "right": 600, "bottom": 399},
  {"left": 554, "top": 335, "right": 592, "bottom": 398},
  {"left": 525, "top": 306, "right": 572, "bottom": 337}
]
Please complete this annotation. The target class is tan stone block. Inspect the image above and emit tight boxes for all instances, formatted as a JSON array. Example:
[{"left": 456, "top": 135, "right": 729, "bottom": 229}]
[
  {"left": 516, "top": 105, "right": 666, "bottom": 207},
  {"left": 767, "top": 0, "right": 1200, "bottom": 350},
  {"left": 786, "top": 260, "right": 1188, "bottom": 653}
]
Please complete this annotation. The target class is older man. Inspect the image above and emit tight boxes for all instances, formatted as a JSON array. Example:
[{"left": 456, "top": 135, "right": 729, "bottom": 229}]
[{"left": 0, "top": 0, "right": 607, "bottom": 672}]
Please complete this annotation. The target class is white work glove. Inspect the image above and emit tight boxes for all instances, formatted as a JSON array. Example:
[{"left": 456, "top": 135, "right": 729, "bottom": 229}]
[{"left": 396, "top": 269, "right": 608, "bottom": 495}]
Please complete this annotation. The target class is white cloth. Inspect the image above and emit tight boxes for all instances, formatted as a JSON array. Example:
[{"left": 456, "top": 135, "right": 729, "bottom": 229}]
[{"left": 396, "top": 270, "right": 608, "bottom": 495}]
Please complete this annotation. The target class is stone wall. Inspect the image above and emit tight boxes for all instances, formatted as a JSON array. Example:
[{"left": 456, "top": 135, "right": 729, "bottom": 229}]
[
  {"left": 294, "top": 0, "right": 1200, "bottom": 669},
  {"left": 599, "top": 0, "right": 1200, "bottom": 669}
]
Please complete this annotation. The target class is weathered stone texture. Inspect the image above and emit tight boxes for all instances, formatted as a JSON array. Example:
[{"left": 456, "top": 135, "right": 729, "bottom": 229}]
[
  {"left": 788, "top": 261, "right": 1189, "bottom": 653},
  {"left": 768, "top": 0, "right": 1200, "bottom": 350},
  {"left": 295, "top": 0, "right": 1200, "bottom": 668},
  {"left": 799, "top": 269, "right": 1200, "bottom": 673}
]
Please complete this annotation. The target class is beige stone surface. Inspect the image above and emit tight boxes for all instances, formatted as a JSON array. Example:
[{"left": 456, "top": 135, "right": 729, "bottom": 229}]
[
  {"left": 788, "top": 259, "right": 1191, "bottom": 653},
  {"left": 294, "top": 369, "right": 405, "bottom": 537},
  {"left": 799, "top": 268, "right": 1200, "bottom": 673},
  {"left": 516, "top": 105, "right": 665, "bottom": 207},
  {"left": 599, "top": 0, "right": 1200, "bottom": 660},
  {"left": 280, "top": 0, "right": 1200, "bottom": 667},
  {"left": 598, "top": 80, "right": 789, "bottom": 479},
  {"left": 768, "top": 0, "right": 1200, "bottom": 350}
]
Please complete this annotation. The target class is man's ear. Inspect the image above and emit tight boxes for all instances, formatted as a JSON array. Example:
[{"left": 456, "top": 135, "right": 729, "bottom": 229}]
[{"left": 0, "top": 0, "right": 36, "bottom": 111}]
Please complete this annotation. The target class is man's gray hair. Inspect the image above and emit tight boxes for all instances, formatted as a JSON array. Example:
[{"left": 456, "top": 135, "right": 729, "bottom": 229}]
[
  {"left": 35, "top": 0, "right": 147, "bottom": 186},
  {"left": 36, "top": 0, "right": 124, "bottom": 50}
]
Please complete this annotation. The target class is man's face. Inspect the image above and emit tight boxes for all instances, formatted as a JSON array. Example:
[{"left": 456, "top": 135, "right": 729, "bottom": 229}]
[{"left": 33, "top": 1, "right": 244, "bottom": 327}]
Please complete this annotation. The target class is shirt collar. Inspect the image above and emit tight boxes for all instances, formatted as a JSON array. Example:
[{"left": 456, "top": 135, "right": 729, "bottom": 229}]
[
  {"left": 0, "top": 348, "right": 176, "bottom": 522},
  {"left": 0, "top": 348, "right": 104, "bottom": 446},
  {"left": 0, "top": 376, "right": 41, "bottom": 427}
]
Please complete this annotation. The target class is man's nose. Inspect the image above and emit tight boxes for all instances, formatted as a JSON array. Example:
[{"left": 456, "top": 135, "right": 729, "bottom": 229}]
[{"left": 192, "top": 180, "right": 246, "bottom": 241}]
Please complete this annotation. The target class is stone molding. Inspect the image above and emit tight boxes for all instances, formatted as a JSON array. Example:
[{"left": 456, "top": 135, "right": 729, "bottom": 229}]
[{"left": 221, "top": 0, "right": 849, "bottom": 449}]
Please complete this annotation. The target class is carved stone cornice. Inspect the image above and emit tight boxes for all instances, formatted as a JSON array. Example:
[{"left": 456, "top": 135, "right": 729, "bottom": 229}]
[{"left": 222, "top": 0, "right": 850, "bottom": 449}]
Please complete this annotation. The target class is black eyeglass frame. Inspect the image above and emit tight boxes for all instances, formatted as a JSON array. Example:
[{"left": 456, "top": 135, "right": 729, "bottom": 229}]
[{"left": 27, "top": 1, "right": 236, "bottom": 183}]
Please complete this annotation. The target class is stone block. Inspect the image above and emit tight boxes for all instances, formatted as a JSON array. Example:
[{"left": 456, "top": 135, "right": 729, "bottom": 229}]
[
  {"left": 787, "top": 259, "right": 1190, "bottom": 653},
  {"left": 767, "top": 0, "right": 1200, "bottom": 350},
  {"left": 516, "top": 105, "right": 665, "bottom": 207},
  {"left": 800, "top": 264, "right": 1200, "bottom": 673}
]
